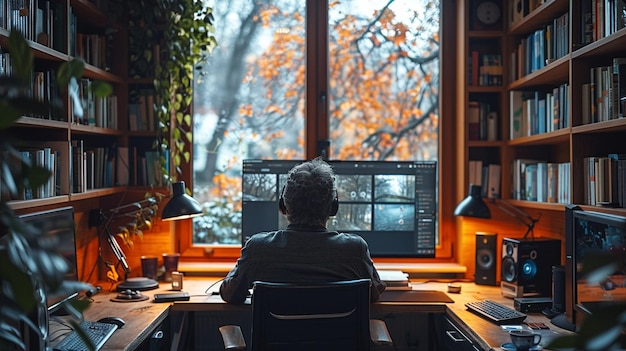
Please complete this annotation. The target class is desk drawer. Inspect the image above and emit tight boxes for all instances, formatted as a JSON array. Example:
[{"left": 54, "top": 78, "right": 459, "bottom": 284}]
[{"left": 439, "top": 315, "right": 480, "bottom": 351}]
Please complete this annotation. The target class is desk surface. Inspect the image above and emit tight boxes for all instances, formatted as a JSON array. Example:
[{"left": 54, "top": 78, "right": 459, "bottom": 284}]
[
  {"left": 49, "top": 283, "right": 174, "bottom": 351},
  {"left": 174, "top": 278, "right": 575, "bottom": 351},
  {"left": 65, "top": 278, "right": 574, "bottom": 351}
]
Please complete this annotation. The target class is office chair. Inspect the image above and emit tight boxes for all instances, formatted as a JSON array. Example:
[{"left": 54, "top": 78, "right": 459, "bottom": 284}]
[{"left": 219, "top": 279, "right": 393, "bottom": 351}]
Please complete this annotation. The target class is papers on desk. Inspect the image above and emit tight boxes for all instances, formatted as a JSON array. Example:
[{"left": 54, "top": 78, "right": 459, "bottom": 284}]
[{"left": 378, "top": 270, "right": 411, "bottom": 290}]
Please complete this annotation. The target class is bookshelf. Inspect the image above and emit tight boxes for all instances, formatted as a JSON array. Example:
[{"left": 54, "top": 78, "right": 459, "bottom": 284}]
[
  {"left": 0, "top": 0, "right": 175, "bottom": 291},
  {"left": 456, "top": 0, "right": 626, "bottom": 279},
  {"left": 458, "top": 0, "right": 626, "bottom": 216},
  {"left": 505, "top": 0, "right": 626, "bottom": 214},
  {"left": 457, "top": 0, "right": 507, "bottom": 208},
  {"left": 0, "top": 0, "right": 168, "bottom": 211}
]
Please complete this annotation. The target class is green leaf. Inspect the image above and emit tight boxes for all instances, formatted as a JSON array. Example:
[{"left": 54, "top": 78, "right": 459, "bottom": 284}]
[
  {"left": 0, "top": 101, "right": 22, "bottom": 129},
  {"left": 24, "top": 165, "right": 52, "bottom": 190},
  {"left": 579, "top": 251, "right": 624, "bottom": 285},
  {"left": 90, "top": 81, "right": 113, "bottom": 98},
  {"left": 8, "top": 30, "right": 33, "bottom": 83},
  {"left": 0, "top": 322, "right": 27, "bottom": 351},
  {"left": 57, "top": 60, "right": 85, "bottom": 89}
]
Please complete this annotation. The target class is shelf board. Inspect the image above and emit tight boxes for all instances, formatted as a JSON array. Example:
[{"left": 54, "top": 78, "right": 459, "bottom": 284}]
[
  {"left": 70, "top": 0, "right": 108, "bottom": 28},
  {"left": 507, "top": 199, "right": 566, "bottom": 212},
  {"left": 70, "top": 187, "right": 127, "bottom": 201},
  {"left": 16, "top": 117, "right": 69, "bottom": 129},
  {"left": 508, "top": 128, "right": 570, "bottom": 146},
  {"left": 71, "top": 124, "right": 124, "bottom": 136},
  {"left": 572, "top": 118, "right": 626, "bottom": 134},
  {"left": 83, "top": 63, "right": 124, "bottom": 83},
  {"left": 508, "top": 0, "right": 570, "bottom": 36},
  {"left": 467, "top": 140, "right": 504, "bottom": 148},
  {"left": 578, "top": 205, "right": 626, "bottom": 217},
  {"left": 0, "top": 33, "right": 68, "bottom": 61},
  {"left": 573, "top": 28, "right": 626, "bottom": 59},
  {"left": 508, "top": 55, "right": 569, "bottom": 89},
  {"left": 467, "top": 86, "right": 503, "bottom": 93},
  {"left": 9, "top": 196, "right": 71, "bottom": 210}
]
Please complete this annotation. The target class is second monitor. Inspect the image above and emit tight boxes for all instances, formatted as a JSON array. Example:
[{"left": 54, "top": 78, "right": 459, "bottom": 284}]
[{"left": 242, "top": 159, "right": 437, "bottom": 257}]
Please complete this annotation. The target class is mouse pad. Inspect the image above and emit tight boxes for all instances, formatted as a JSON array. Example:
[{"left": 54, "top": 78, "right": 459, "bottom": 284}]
[{"left": 379, "top": 290, "right": 454, "bottom": 303}]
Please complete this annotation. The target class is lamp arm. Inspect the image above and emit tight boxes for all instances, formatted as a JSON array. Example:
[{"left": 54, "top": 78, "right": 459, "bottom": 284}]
[
  {"left": 492, "top": 199, "right": 541, "bottom": 239},
  {"left": 104, "top": 224, "right": 130, "bottom": 278},
  {"left": 106, "top": 197, "right": 156, "bottom": 215}
]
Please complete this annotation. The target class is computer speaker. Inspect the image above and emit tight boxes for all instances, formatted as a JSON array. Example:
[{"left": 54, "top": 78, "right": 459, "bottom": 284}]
[
  {"left": 475, "top": 232, "right": 498, "bottom": 285},
  {"left": 501, "top": 237, "right": 561, "bottom": 298},
  {"left": 552, "top": 265, "right": 566, "bottom": 312}
]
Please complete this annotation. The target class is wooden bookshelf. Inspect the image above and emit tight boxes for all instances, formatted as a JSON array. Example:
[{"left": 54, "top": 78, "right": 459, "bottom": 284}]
[
  {"left": 456, "top": 0, "right": 626, "bottom": 278},
  {"left": 1, "top": 0, "right": 170, "bottom": 287}
]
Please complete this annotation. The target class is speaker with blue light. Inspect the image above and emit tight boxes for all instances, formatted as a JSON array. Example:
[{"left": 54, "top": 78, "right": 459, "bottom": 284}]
[{"left": 501, "top": 237, "right": 561, "bottom": 298}]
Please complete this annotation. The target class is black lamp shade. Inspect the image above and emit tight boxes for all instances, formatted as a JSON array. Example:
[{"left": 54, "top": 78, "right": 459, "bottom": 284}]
[
  {"left": 454, "top": 184, "right": 491, "bottom": 218},
  {"left": 161, "top": 181, "right": 203, "bottom": 221}
]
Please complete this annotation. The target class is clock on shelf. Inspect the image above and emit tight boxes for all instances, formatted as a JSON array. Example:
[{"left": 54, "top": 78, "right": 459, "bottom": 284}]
[{"left": 472, "top": 0, "right": 502, "bottom": 30}]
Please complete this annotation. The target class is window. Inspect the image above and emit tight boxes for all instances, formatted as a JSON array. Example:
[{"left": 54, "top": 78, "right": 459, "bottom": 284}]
[{"left": 187, "top": 0, "right": 449, "bottom": 259}]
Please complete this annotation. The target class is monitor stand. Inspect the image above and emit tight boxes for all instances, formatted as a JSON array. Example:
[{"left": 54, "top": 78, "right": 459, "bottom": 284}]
[{"left": 550, "top": 313, "right": 576, "bottom": 331}]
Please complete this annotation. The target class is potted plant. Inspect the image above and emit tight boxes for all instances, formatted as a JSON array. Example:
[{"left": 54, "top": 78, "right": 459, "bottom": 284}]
[{"left": 151, "top": 0, "right": 217, "bottom": 183}]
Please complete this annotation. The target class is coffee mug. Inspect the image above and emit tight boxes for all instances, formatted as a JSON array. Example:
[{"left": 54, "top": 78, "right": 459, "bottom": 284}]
[{"left": 509, "top": 329, "right": 541, "bottom": 351}]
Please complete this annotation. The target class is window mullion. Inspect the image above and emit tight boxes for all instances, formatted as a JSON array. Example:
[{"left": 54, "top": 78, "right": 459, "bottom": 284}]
[{"left": 305, "top": 0, "right": 329, "bottom": 160}]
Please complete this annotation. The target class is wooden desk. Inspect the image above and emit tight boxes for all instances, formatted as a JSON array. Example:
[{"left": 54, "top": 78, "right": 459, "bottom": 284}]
[
  {"left": 172, "top": 278, "right": 574, "bottom": 351},
  {"left": 54, "top": 278, "right": 574, "bottom": 351},
  {"left": 49, "top": 283, "right": 178, "bottom": 351}
]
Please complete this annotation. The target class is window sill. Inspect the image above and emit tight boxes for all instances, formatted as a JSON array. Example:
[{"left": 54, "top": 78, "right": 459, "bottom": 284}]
[{"left": 178, "top": 261, "right": 467, "bottom": 279}]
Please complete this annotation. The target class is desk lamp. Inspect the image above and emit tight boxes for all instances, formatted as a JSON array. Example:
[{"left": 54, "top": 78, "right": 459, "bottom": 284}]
[
  {"left": 454, "top": 184, "right": 540, "bottom": 239},
  {"left": 89, "top": 198, "right": 160, "bottom": 292},
  {"left": 161, "top": 181, "right": 203, "bottom": 221},
  {"left": 91, "top": 182, "right": 203, "bottom": 292}
]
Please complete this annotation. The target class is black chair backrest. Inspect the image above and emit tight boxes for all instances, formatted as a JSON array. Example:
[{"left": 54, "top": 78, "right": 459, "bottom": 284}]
[{"left": 250, "top": 279, "right": 372, "bottom": 351}]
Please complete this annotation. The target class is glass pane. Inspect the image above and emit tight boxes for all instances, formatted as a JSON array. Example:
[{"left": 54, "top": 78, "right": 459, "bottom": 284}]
[
  {"left": 192, "top": 0, "right": 306, "bottom": 244},
  {"left": 328, "top": 0, "right": 440, "bottom": 161}
]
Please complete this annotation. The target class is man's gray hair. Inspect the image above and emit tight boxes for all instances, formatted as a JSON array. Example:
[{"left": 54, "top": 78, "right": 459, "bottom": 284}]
[{"left": 282, "top": 157, "right": 336, "bottom": 226}]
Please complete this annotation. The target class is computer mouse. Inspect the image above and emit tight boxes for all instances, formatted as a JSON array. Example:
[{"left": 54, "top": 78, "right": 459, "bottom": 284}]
[{"left": 98, "top": 316, "right": 126, "bottom": 328}]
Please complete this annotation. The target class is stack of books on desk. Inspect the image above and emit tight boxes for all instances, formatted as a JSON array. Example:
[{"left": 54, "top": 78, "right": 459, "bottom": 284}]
[{"left": 378, "top": 270, "right": 411, "bottom": 290}]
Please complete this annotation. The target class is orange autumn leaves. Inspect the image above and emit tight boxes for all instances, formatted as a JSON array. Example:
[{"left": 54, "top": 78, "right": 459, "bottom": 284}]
[{"left": 237, "top": 1, "right": 438, "bottom": 161}]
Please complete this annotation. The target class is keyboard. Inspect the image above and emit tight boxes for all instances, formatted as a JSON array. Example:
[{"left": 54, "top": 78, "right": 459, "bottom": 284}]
[
  {"left": 53, "top": 320, "right": 118, "bottom": 351},
  {"left": 465, "top": 299, "right": 527, "bottom": 325}
]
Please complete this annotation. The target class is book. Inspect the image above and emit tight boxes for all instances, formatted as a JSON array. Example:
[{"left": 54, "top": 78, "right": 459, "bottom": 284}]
[
  {"left": 116, "top": 146, "right": 129, "bottom": 186},
  {"left": 524, "top": 163, "right": 538, "bottom": 201},
  {"left": 510, "top": 91, "right": 525, "bottom": 139},
  {"left": 584, "top": 157, "right": 597, "bottom": 206},
  {"left": 378, "top": 270, "right": 411, "bottom": 291},
  {"left": 613, "top": 58, "right": 626, "bottom": 119},
  {"left": 536, "top": 162, "right": 548, "bottom": 202},
  {"left": 468, "top": 101, "right": 480, "bottom": 141},
  {"left": 487, "top": 111, "right": 498, "bottom": 141},
  {"left": 469, "top": 160, "right": 483, "bottom": 187},
  {"left": 581, "top": 0, "right": 594, "bottom": 45},
  {"left": 487, "top": 164, "right": 501, "bottom": 199}
]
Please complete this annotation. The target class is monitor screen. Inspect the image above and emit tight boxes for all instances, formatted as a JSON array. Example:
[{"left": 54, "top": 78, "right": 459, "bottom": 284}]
[
  {"left": 18, "top": 206, "right": 79, "bottom": 313},
  {"left": 571, "top": 209, "right": 626, "bottom": 324},
  {"left": 242, "top": 159, "right": 438, "bottom": 257}
]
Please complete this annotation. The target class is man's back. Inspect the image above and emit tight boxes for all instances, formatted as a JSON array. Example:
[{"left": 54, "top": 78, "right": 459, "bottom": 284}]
[{"left": 219, "top": 227, "right": 385, "bottom": 304}]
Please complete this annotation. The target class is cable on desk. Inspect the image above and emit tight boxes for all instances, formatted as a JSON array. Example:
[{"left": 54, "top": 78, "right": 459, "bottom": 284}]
[{"left": 204, "top": 278, "right": 225, "bottom": 295}]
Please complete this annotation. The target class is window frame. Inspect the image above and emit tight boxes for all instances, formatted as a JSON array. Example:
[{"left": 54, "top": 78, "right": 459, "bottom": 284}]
[{"left": 176, "top": 0, "right": 459, "bottom": 263}]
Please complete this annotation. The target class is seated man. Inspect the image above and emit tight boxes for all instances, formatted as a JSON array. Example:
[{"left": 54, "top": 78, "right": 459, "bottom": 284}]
[{"left": 220, "top": 157, "right": 386, "bottom": 304}]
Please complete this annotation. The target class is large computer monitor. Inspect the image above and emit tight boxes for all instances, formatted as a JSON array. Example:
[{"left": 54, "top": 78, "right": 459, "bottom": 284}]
[
  {"left": 242, "top": 159, "right": 438, "bottom": 257},
  {"left": 564, "top": 207, "right": 626, "bottom": 329},
  {"left": 18, "top": 206, "right": 79, "bottom": 313}
]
